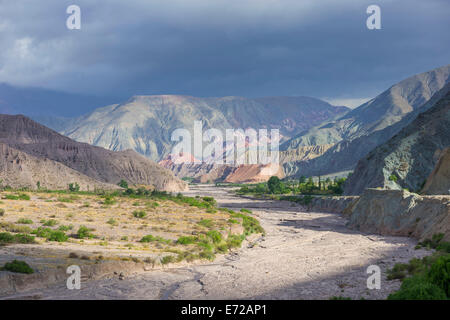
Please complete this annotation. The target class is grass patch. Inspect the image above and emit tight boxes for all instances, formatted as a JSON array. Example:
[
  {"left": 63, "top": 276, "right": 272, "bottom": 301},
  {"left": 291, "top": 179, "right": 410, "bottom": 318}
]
[
  {"left": 140, "top": 234, "right": 171, "bottom": 244},
  {"left": 16, "top": 218, "right": 33, "bottom": 224}
]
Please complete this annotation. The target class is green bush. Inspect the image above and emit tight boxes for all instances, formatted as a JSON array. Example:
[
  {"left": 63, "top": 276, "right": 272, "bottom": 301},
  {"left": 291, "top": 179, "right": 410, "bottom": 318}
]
[
  {"left": 0, "top": 232, "right": 15, "bottom": 244},
  {"left": 161, "top": 255, "right": 175, "bottom": 264},
  {"left": 388, "top": 275, "right": 447, "bottom": 300},
  {"left": 389, "top": 174, "right": 398, "bottom": 182},
  {"left": 140, "top": 235, "right": 171, "bottom": 244},
  {"left": 68, "top": 183, "right": 80, "bottom": 192},
  {"left": 42, "top": 219, "right": 58, "bottom": 227},
  {"left": 226, "top": 234, "right": 244, "bottom": 248},
  {"left": 132, "top": 210, "right": 147, "bottom": 218},
  {"left": 176, "top": 236, "right": 197, "bottom": 245},
  {"left": 118, "top": 180, "right": 128, "bottom": 189},
  {"left": 17, "top": 218, "right": 33, "bottom": 224},
  {"left": 0, "top": 232, "right": 35, "bottom": 244},
  {"left": 1, "top": 260, "right": 34, "bottom": 274},
  {"left": 77, "top": 225, "right": 95, "bottom": 239},
  {"left": 206, "top": 230, "right": 223, "bottom": 244},
  {"left": 427, "top": 255, "right": 450, "bottom": 297},
  {"left": 33, "top": 227, "right": 67, "bottom": 242}
]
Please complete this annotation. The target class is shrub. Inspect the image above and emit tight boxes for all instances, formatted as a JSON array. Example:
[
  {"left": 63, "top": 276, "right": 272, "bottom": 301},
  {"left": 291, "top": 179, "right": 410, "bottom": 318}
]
[
  {"left": 68, "top": 183, "right": 80, "bottom": 192},
  {"left": 0, "top": 208, "right": 4, "bottom": 216},
  {"left": 226, "top": 234, "right": 243, "bottom": 248},
  {"left": 14, "top": 233, "right": 35, "bottom": 244},
  {"left": 102, "top": 195, "right": 116, "bottom": 205},
  {"left": 140, "top": 235, "right": 171, "bottom": 244},
  {"left": 42, "top": 219, "right": 58, "bottom": 227},
  {"left": 77, "top": 225, "right": 95, "bottom": 239},
  {"left": 176, "top": 236, "right": 197, "bottom": 245},
  {"left": 240, "top": 208, "right": 252, "bottom": 214},
  {"left": 0, "top": 232, "right": 35, "bottom": 244},
  {"left": 1, "top": 260, "right": 34, "bottom": 274},
  {"left": 34, "top": 227, "right": 67, "bottom": 242},
  {"left": 206, "top": 230, "right": 223, "bottom": 244},
  {"left": 0, "top": 232, "right": 15, "bottom": 243},
  {"left": 58, "top": 225, "right": 73, "bottom": 231},
  {"left": 118, "top": 179, "right": 128, "bottom": 189},
  {"left": 17, "top": 218, "right": 33, "bottom": 224},
  {"left": 107, "top": 218, "right": 118, "bottom": 226},
  {"left": 161, "top": 255, "right": 175, "bottom": 265},
  {"left": 389, "top": 174, "right": 398, "bottom": 182},
  {"left": 388, "top": 275, "right": 447, "bottom": 300},
  {"left": 133, "top": 210, "right": 147, "bottom": 218},
  {"left": 427, "top": 255, "right": 450, "bottom": 297}
]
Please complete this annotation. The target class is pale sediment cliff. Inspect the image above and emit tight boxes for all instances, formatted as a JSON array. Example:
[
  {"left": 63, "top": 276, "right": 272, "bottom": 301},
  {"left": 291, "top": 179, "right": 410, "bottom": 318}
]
[
  {"left": 347, "top": 189, "right": 450, "bottom": 241},
  {"left": 306, "top": 189, "right": 450, "bottom": 241}
]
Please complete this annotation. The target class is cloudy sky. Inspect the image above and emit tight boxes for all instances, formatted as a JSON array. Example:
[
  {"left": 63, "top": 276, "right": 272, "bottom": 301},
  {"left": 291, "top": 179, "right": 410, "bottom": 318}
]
[{"left": 0, "top": 0, "right": 449, "bottom": 109}]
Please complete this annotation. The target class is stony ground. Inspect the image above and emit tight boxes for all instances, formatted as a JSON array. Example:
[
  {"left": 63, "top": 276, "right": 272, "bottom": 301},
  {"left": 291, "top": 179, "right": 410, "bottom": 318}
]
[{"left": 1, "top": 185, "right": 430, "bottom": 300}]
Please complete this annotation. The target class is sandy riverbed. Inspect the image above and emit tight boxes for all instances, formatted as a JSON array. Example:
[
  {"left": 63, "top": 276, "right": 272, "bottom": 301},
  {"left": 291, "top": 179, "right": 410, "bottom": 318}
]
[{"left": 1, "top": 185, "right": 429, "bottom": 300}]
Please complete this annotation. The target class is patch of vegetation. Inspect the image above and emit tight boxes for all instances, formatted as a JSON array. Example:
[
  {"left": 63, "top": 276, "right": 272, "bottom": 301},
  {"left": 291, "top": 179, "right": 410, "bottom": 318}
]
[
  {"left": 237, "top": 175, "right": 347, "bottom": 196},
  {"left": 42, "top": 219, "right": 58, "bottom": 227},
  {"left": 33, "top": 227, "right": 68, "bottom": 242},
  {"left": 0, "top": 222, "right": 32, "bottom": 233},
  {"left": 76, "top": 225, "right": 95, "bottom": 239},
  {"left": 176, "top": 236, "right": 198, "bottom": 245},
  {"left": 132, "top": 210, "right": 147, "bottom": 219},
  {"left": 206, "top": 230, "right": 223, "bottom": 244},
  {"left": 387, "top": 234, "right": 450, "bottom": 300},
  {"left": 1, "top": 260, "right": 34, "bottom": 274},
  {"left": 68, "top": 183, "right": 80, "bottom": 192},
  {"left": 17, "top": 218, "right": 33, "bottom": 224},
  {"left": 118, "top": 179, "right": 128, "bottom": 189},
  {"left": 230, "top": 212, "right": 264, "bottom": 236},
  {"left": 0, "top": 232, "right": 35, "bottom": 245},
  {"left": 198, "top": 219, "right": 214, "bottom": 229},
  {"left": 3, "top": 193, "right": 30, "bottom": 200},
  {"left": 140, "top": 234, "right": 171, "bottom": 244},
  {"left": 58, "top": 225, "right": 73, "bottom": 232},
  {"left": 389, "top": 174, "right": 398, "bottom": 182},
  {"left": 102, "top": 195, "right": 116, "bottom": 205},
  {"left": 161, "top": 255, "right": 175, "bottom": 265},
  {"left": 107, "top": 218, "right": 118, "bottom": 226}
]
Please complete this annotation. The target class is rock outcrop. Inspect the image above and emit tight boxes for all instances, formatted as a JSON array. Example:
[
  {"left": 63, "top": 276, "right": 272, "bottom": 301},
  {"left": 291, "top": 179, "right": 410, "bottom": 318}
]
[
  {"left": 0, "top": 143, "right": 118, "bottom": 191},
  {"left": 347, "top": 189, "right": 450, "bottom": 241},
  {"left": 344, "top": 84, "right": 450, "bottom": 195},
  {"left": 422, "top": 148, "right": 450, "bottom": 195}
]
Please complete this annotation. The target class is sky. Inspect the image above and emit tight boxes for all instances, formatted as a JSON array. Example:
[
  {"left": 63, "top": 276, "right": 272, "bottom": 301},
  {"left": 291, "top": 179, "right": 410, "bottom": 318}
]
[{"left": 0, "top": 0, "right": 449, "bottom": 110}]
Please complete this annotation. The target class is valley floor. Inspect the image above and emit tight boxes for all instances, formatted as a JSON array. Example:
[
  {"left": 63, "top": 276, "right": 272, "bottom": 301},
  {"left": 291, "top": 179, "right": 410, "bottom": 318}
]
[{"left": 1, "top": 185, "right": 429, "bottom": 300}]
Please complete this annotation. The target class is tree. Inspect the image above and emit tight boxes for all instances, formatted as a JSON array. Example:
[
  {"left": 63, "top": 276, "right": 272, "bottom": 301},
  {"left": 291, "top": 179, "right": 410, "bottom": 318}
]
[
  {"left": 267, "top": 176, "right": 282, "bottom": 194},
  {"left": 68, "top": 182, "right": 80, "bottom": 192}
]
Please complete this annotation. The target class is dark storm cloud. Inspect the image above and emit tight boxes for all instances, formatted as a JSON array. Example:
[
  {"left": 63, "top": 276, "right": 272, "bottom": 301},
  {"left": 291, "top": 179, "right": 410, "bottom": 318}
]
[{"left": 0, "top": 0, "right": 449, "bottom": 106}]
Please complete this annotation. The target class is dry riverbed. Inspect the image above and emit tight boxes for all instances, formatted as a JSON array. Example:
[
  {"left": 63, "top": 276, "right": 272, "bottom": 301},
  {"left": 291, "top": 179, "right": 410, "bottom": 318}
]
[{"left": 1, "top": 185, "right": 430, "bottom": 299}]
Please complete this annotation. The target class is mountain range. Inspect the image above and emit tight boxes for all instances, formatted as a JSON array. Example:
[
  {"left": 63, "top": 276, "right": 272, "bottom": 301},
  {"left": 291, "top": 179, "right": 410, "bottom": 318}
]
[
  {"left": 0, "top": 115, "right": 187, "bottom": 192},
  {"left": 344, "top": 83, "right": 450, "bottom": 195}
]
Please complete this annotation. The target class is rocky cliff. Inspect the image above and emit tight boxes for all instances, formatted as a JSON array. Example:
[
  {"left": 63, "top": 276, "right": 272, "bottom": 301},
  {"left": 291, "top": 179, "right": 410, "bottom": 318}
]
[
  {"left": 344, "top": 84, "right": 450, "bottom": 195},
  {"left": 347, "top": 189, "right": 450, "bottom": 242}
]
